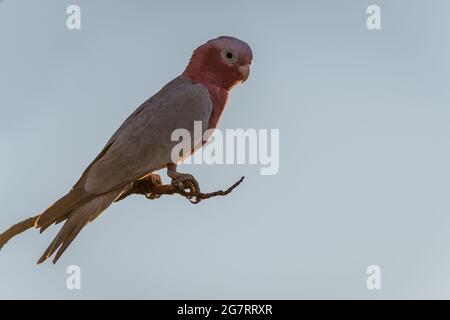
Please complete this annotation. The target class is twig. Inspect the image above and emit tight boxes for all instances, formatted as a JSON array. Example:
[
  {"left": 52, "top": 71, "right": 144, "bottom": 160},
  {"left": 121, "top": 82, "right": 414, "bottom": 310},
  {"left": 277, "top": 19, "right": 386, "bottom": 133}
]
[
  {"left": 115, "top": 176, "right": 245, "bottom": 204},
  {"left": 0, "top": 215, "right": 39, "bottom": 250}
]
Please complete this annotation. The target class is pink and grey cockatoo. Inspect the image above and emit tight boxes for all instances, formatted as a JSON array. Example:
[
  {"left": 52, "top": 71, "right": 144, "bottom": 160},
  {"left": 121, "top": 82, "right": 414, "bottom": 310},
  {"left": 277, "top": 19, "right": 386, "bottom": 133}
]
[{"left": 30, "top": 36, "right": 253, "bottom": 264}]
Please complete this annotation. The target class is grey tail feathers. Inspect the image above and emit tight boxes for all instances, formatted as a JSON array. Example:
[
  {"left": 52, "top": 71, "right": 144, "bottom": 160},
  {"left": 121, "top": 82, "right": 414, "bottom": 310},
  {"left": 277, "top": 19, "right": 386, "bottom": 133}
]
[{"left": 36, "top": 190, "right": 121, "bottom": 264}]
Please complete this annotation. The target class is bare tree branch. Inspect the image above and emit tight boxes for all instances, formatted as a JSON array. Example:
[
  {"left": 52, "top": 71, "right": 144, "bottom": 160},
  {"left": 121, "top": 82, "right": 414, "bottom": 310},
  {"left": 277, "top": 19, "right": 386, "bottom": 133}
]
[
  {"left": 115, "top": 175, "right": 245, "bottom": 204},
  {"left": 0, "top": 216, "right": 39, "bottom": 250}
]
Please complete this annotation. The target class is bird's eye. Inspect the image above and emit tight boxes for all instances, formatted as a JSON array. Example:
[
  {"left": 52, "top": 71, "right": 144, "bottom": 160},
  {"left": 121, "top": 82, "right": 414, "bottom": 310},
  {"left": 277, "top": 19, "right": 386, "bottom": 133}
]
[{"left": 221, "top": 49, "right": 238, "bottom": 65}]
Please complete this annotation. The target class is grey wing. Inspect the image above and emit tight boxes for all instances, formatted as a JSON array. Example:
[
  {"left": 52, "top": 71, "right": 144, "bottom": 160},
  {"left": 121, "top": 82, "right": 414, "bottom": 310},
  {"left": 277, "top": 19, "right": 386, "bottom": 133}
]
[
  {"left": 72, "top": 92, "right": 151, "bottom": 185},
  {"left": 83, "top": 76, "right": 212, "bottom": 194},
  {"left": 34, "top": 97, "right": 153, "bottom": 229}
]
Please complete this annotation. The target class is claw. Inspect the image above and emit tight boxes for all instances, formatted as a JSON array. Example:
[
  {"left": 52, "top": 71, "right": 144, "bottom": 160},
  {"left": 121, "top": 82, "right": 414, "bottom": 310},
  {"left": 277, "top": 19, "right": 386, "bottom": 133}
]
[
  {"left": 171, "top": 173, "right": 200, "bottom": 195},
  {"left": 147, "top": 173, "right": 162, "bottom": 186}
]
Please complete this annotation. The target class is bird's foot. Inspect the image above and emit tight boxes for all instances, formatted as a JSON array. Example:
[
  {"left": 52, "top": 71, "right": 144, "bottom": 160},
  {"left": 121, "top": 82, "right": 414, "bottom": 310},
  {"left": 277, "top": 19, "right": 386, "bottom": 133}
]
[
  {"left": 125, "top": 173, "right": 162, "bottom": 200},
  {"left": 170, "top": 173, "right": 200, "bottom": 196},
  {"left": 147, "top": 173, "right": 162, "bottom": 186}
]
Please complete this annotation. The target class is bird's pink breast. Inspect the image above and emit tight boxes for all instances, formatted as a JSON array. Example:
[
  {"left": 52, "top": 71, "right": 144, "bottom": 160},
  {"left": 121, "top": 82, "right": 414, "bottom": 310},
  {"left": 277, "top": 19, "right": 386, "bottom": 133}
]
[{"left": 203, "top": 83, "right": 229, "bottom": 130}]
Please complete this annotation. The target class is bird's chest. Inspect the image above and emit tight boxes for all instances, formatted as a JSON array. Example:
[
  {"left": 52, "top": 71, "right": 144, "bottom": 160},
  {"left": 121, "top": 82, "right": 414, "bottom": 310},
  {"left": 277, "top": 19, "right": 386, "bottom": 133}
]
[{"left": 205, "top": 85, "right": 229, "bottom": 130}]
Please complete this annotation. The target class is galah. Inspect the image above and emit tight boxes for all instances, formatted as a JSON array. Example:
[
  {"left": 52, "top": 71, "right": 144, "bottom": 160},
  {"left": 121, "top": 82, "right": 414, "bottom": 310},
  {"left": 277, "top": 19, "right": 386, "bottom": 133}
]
[{"left": 32, "top": 36, "right": 253, "bottom": 264}]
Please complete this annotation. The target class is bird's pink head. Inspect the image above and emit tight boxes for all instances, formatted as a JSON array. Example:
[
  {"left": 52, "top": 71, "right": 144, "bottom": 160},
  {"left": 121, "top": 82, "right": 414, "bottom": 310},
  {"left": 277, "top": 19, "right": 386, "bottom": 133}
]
[{"left": 183, "top": 36, "right": 253, "bottom": 91}]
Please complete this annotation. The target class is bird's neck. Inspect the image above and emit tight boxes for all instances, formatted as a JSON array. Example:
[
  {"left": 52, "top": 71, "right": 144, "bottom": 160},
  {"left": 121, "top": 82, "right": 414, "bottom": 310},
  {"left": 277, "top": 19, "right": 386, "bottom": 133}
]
[{"left": 202, "top": 81, "right": 229, "bottom": 130}]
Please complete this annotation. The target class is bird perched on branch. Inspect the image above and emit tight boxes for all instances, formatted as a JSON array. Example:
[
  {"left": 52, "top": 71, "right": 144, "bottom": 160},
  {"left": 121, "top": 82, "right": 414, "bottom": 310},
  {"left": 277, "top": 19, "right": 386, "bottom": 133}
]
[{"left": 1, "top": 36, "right": 253, "bottom": 264}]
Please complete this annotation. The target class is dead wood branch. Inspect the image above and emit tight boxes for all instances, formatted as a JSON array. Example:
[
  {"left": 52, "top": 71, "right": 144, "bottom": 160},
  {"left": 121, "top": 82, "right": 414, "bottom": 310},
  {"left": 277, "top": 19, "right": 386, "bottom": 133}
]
[
  {"left": 0, "top": 216, "right": 39, "bottom": 250},
  {"left": 115, "top": 175, "right": 245, "bottom": 204}
]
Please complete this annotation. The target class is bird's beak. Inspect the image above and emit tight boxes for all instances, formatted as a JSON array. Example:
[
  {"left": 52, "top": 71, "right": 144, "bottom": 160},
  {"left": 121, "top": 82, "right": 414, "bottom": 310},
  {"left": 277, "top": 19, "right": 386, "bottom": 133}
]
[{"left": 238, "top": 64, "right": 250, "bottom": 83}]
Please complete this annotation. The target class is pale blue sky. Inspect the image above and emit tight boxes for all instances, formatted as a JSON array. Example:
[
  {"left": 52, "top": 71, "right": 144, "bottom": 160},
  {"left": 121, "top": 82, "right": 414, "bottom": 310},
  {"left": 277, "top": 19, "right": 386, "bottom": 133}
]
[{"left": 1, "top": 0, "right": 450, "bottom": 299}]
